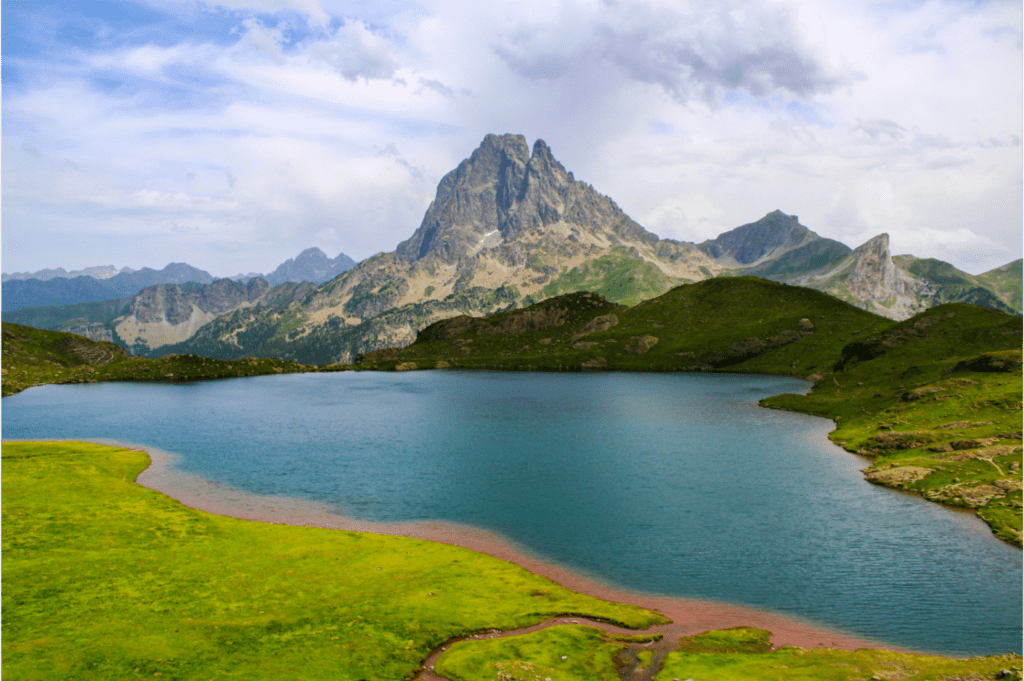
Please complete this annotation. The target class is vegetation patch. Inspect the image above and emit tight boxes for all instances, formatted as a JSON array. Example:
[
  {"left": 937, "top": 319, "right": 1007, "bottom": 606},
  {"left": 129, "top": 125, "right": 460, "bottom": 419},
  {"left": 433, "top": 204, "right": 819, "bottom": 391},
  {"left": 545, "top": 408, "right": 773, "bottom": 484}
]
[
  {"left": 540, "top": 249, "right": 682, "bottom": 306},
  {"left": 657, "top": 629, "right": 1021, "bottom": 680},
  {"left": 434, "top": 625, "right": 626, "bottom": 681}
]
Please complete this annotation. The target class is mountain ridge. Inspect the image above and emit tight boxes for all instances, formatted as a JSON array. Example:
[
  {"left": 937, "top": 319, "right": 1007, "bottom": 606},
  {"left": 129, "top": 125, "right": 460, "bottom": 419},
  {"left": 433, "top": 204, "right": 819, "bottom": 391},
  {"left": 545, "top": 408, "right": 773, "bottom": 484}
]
[
  {"left": 3, "top": 134, "right": 1020, "bottom": 360},
  {"left": 2, "top": 248, "right": 356, "bottom": 312}
]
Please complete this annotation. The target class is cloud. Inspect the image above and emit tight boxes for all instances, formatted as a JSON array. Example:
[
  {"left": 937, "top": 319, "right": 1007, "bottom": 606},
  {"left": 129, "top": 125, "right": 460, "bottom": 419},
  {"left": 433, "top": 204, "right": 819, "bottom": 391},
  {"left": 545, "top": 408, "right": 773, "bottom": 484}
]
[
  {"left": 852, "top": 118, "right": 906, "bottom": 140},
  {"left": 493, "top": 1, "right": 851, "bottom": 105},
  {"left": 308, "top": 19, "right": 398, "bottom": 81},
  {"left": 239, "top": 18, "right": 287, "bottom": 57}
]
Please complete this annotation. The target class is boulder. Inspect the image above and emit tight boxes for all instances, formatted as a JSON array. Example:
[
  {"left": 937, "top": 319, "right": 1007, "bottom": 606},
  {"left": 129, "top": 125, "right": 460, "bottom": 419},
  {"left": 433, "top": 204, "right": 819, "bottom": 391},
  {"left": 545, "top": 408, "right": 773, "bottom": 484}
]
[{"left": 625, "top": 335, "right": 659, "bottom": 355}]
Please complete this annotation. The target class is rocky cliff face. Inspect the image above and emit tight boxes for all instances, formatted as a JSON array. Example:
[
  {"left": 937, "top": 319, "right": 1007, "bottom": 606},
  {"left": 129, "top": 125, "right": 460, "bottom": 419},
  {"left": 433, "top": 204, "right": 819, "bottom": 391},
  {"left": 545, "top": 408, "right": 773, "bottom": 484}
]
[
  {"left": 112, "top": 278, "right": 274, "bottom": 353},
  {"left": 781, "top": 233, "right": 933, "bottom": 320},
  {"left": 394, "top": 134, "right": 707, "bottom": 280}
]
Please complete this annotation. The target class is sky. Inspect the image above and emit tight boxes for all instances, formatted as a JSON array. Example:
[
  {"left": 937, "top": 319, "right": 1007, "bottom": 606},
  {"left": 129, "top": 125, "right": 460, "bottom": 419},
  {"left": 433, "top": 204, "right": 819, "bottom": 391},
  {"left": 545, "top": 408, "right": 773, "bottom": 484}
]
[{"left": 2, "top": 0, "right": 1021, "bottom": 277}]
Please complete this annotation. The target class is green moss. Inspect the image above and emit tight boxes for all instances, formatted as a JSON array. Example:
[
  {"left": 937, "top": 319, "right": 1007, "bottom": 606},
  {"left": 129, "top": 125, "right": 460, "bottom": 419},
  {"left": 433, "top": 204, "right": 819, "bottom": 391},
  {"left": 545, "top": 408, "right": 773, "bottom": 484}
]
[
  {"left": 676, "top": 626, "right": 773, "bottom": 654},
  {"left": 435, "top": 625, "right": 624, "bottom": 681},
  {"left": 1, "top": 442, "right": 665, "bottom": 680}
]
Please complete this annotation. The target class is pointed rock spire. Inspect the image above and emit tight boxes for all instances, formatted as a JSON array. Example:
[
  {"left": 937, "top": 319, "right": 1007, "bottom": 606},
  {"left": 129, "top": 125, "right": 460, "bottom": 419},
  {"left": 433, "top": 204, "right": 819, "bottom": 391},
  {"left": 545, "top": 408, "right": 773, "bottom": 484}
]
[{"left": 395, "top": 134, "right": 645, "bottom": 263}]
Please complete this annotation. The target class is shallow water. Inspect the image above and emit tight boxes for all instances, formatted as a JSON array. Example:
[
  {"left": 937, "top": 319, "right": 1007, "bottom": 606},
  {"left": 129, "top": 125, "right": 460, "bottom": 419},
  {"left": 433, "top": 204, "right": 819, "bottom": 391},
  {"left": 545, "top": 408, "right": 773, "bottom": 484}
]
[{"left": 3, "top": 371, "right": 1020, "bottom": 655}]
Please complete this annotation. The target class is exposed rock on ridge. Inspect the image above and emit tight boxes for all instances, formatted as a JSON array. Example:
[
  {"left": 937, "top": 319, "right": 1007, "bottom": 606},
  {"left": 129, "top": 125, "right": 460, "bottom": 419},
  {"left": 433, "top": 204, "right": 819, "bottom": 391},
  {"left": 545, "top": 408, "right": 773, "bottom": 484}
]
[{"left": 780, "top": 233, "right": 933, "bottom": 320}]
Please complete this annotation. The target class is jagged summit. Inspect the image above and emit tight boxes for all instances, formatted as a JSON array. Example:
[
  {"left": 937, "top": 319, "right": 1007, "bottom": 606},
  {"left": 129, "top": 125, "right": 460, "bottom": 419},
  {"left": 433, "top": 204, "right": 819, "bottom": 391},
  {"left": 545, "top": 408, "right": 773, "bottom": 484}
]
[{"left": 396, "top": 134, "right": 646, "bottom": 263}]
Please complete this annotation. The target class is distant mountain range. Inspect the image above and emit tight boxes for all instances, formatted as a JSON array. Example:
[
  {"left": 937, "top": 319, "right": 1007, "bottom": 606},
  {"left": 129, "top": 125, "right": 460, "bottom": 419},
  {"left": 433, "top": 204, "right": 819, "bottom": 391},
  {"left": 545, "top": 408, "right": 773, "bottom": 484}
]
[
  {"left": 3, "top": 134, "right": 1020, "bottom": 363},
  {"left": 2, "top": 265, "right": 135, "bottom": 282},
  {"left": 1, "top": 263, "right": 216, "bottom": 312},
  {"left": 1, "top": 248, "right": 356, "bottom": 312}
]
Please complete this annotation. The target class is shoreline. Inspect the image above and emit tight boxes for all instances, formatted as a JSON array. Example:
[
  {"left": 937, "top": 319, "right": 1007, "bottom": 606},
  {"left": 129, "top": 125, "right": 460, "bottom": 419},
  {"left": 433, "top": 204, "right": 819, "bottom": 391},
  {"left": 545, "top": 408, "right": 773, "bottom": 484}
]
[{"left": 78, "top": 437, "right": 897, "bottom": 654}]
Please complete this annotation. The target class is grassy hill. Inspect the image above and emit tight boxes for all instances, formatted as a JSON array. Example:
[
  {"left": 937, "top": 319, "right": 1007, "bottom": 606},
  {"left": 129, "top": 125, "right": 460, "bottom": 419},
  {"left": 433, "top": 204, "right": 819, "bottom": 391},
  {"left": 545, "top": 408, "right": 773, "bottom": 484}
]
[
  {"left": 362, "top": 277, "right": 892, "bottom": 375},
  {"left": 763, "top": 303, "right": 1023, "bottom": 544},
  {"left": 1, "top": 322, "right": 314, "bottom": 397}
]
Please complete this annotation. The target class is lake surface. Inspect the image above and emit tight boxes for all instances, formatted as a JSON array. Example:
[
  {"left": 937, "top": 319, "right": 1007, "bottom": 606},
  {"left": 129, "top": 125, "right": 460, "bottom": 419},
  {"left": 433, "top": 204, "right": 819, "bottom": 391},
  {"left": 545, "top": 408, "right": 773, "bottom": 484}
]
[{"left": 3, "top": 371, "right": 1020, "bottom": 656}]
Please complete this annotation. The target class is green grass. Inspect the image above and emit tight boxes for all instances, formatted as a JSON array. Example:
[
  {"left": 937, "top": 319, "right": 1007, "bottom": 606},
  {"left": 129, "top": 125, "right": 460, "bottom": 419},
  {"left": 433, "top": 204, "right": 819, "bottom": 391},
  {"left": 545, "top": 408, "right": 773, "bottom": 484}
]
[
  {"left": 2, "top": 441, "right": 665, "bottom": 681},
  {"left": 434, "top": 625, "right": 625, "bottom": 681},
  {"left": 540, "top": 249, "right": 684, "bottom": 307},
  {"left": 675, "top": 626, "right": 773, "bottom": 654},
  {"left": 654, "top": 628, "right": 1021, "bottom": 680}
]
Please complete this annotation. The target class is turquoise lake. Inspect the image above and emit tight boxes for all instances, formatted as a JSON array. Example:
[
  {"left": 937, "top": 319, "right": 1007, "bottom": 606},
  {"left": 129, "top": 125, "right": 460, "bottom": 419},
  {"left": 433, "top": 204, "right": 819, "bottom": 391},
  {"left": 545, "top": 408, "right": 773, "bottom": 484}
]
[{"left": 3, "top": 371, "right": 1020, "bottom": 656}]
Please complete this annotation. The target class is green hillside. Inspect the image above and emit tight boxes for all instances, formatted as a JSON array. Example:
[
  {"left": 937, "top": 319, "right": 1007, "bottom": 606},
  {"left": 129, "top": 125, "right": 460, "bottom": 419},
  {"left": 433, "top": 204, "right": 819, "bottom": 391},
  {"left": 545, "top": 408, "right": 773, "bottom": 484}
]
[
  {"left": 894, "top": 256, "right": 1022, "bottom": 315},
  {"left": 370, "top": 277, "right": 892, "bottom": 375},
  {"left": 976, "top": 258, "right": 1023, "bottom": 312},
  {"left": 763, "top": 304, "right": 1023, "bottom": 544},
  {"left": 1, "top": 322, "right": 314, "bottom": 397}
]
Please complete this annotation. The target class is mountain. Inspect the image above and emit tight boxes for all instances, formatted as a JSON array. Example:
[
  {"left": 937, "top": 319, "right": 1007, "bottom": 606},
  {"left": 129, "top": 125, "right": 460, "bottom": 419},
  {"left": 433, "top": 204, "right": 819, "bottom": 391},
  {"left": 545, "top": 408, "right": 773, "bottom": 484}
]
[
  {"left": 2, "top": 248, "right": 357, "bottom": 312},
  {"left": 975, "top": 259, "right": 1023, "bottom": 311},
  {"left": 737, "top": 230, "right": 1020, "bottom": 319},
  {"left": 1, "top": 263, "right": 216, "bottom": 312},
  {"left": 2, "top": 265, "right": 134, "bottom": 282},
  {"left": 150, "top": 134, "right": 725, "bottom": 362},
  {"left": 2, "top": 278, "right": 316, "bottom": 352},
  {"left": 698, "top": 210, "right": 831, "bottom": 267},
  {"left": 252, "top": 248, "right": 357, "bottom": 286}
]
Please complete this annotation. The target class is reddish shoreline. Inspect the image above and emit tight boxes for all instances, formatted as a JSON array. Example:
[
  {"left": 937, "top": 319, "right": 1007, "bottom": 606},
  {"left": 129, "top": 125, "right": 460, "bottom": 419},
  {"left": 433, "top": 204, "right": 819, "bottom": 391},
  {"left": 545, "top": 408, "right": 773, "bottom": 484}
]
[{"left": 107, "top": 437, "right": 891, "bottom": 652}]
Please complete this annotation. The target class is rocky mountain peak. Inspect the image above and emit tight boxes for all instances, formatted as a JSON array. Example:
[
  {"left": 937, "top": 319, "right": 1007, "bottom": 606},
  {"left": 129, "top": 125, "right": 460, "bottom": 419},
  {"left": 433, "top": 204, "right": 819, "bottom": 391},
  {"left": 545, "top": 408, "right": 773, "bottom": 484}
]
[
  {"left": 854, "top": 232, "right": 890, "bottom": 255},
  {"left": 396, "top": 134, "right": 639, "bottom": 263},
  {"left": 843, "top": 232, "right": 932, "bottom": 319},
  {"left": 296, "top": 247, "right": 328, "bottom": 260},
  {"left": 849, "top": 233, "right": 899, "bottom": 290},
  {"left": 698, "top": 210, "right": 816, "bottom": 267}
]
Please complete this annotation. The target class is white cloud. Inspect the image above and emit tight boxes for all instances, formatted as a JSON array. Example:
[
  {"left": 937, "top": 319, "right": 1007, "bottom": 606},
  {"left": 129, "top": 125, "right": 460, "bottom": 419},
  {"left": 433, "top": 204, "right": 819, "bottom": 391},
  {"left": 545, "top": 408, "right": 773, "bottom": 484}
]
[{"left": 308, "top": 19, "right": 399, "bottom": 80}]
